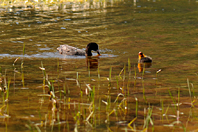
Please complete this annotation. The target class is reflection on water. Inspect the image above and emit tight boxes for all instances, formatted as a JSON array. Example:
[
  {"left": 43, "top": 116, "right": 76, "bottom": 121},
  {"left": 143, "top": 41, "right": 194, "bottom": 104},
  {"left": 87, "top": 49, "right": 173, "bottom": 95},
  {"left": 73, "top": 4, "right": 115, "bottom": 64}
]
[
  {"left": 86, "top": 56, "right": 99, "bottom": 69},
  {"left": 0, "top": 0, "right": 197, "bottom": 59},
  {"left": 0, "top": 0, "right": 120, "bottom": 9},
  {"left": 137, "top": 62, "right": 152, "bottom": 72},
  {"left": 0, "top": 0, "right": 122, "bottom": 17},
  {"left": 0, "top": 0, "right": 125, "bottom": 58}
]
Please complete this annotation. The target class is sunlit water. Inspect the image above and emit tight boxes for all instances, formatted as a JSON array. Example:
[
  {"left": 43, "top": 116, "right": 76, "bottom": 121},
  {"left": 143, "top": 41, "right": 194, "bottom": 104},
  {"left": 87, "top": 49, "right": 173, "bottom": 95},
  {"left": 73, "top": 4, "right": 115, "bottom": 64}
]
[{"left": 0, "top": 0, "right": 198, "bottom": 131}]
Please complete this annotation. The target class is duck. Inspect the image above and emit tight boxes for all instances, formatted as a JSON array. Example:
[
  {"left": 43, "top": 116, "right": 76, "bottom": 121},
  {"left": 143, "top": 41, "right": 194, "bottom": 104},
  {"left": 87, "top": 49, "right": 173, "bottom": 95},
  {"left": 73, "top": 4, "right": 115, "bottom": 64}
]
[
  {"left": 138, "top": 52, "right": 152, "bottom": 63},
  {"left": 57, "top": 42, "right": 100, "bottom": 56},
  {"left": 138, "top": 52, "right": 152, "bottom": 72}
]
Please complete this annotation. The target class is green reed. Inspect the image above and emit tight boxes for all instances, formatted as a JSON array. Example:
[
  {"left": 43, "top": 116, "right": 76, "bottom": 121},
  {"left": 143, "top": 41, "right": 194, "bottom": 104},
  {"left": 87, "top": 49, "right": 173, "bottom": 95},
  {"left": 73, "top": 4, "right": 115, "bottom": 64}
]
[
  {"left": 127, "top": 59, "right": 131, "bottom": 96},
  {"left": 77, "top": 103, "right": 81, "bottom": 125},
  {"left": 123, "top": 64, "right": 126, "bottom": 81},
  {"left": 134, "top": 65, "right": 137, "bottom": 88},
  {"left": 127, "top": 82, "right": 130, "bottom": 96},
  {"left": 168, "top": 90, "right": 177, "bottom": 111},
  {"left": 6, "top": 79, "right": 11, "bottom": 101},
  {"left": 143, "top": 105, "right": 154, "bottom": 130},
  {"left": 2, "top": 74, "right": 6, "bottom": 105},
  {"left": 22, "top": 42, "right": 24, "bottom": 53},
  {"left": 128, "top": 117, "right": 137, "bottom": 131},
  {"left": 161, "top": 99, "right": 164, "bottom": 122},
  {"left": 108, "top": 95, "right": 111, "bottom": 110},
  {"left": 21, "top": 43, "right": 25, "bottom": 87},
  {"left": 92, "top": 86, "right": 95, "bottom": 103},
  {"left": 152, "top": 117, "right": 155, "bottom": 132},
  {"left": 1, "top": 76, "right": 11, "bottom": 117},
  {"left": 40, "top": 61, "right": 46, "bottom": 93},
  {"left": 98, "top": 97, "right": 101, "bottom": 124},
  {"left": 41, "top": 65, "right": 55, "bottom": 94},
  {"left": 51, "top": 81, "right": 55, "bottom": 95},
  {"left": 67, "top": 119, "right": 70, "bottom": 131},
  {"left": 186, "top": 78, "right": 195, "bottom": 105},
  {"left": 118, "top": 65, "right": 126, "bottom": 94},
  {"left": 142, "top": 80, "right": 147, "bottom": 102},
  {"left": 187, "top": 78, "right": 191, "bottom": 97},
  {"left": 128, "top": 58, "right": 131, "bottom": 72},
  {"left": 21, "top": 63, "right": 25, "bottom": 88},
  {"left": 63, "top": 82, "right": 66, "bottom": 97},
  {"left": 123, "top": 64, "right": 126, "bottom": 94},
  {"left": 114, "top": 76, "right": 118, "bottom": 91},
  {"left": 13, "top": 58, "right": 19, "bottom": 91},
  {"left": 76, "top": 72, "right": 83, "bottom": 97},
  {"left": 94, "top": 105, "right": 97, "bottom": 127},
  {"left": 103, "top": 95, "right": 111, "bottom": 123},
  {"left": 135, "top": 97, "right": 138, "bottom": 117},
  {"left": 97, "top": 63, "right": 100, "bottom": 79},
  {"left": 25, "top": 120, "right": 34, "bottom": 132},
  {"left": 34, "top": 61, "right": 198, "bottom": 131},
  {"left": 164, "top": 105, "right": 170, "bottom": 122},
  {"left": 108, "top": 66, "right": 112, "bottom": 87},
  {"left": 178, "top": 87, "right": 180, "bottom": 111},
  {"left": 191, "top": 83, "right": 195, "bottom": 98},
  {"left": 142, "top": 63, "right": 145, "bottom": 79}
]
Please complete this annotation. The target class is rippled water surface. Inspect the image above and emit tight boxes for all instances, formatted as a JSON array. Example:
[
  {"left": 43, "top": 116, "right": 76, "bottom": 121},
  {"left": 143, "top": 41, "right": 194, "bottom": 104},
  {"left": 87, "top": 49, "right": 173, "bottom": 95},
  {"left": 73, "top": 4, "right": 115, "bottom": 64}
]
[{"left": 0, "top": 0, "right": 198, "bottom": 131}]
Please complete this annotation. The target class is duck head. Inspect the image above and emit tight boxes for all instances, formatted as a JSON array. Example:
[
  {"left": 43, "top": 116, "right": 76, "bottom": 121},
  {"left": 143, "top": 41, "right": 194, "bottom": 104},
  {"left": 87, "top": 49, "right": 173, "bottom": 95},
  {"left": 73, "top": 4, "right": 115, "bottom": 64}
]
[
  {"left": 138, "top": 52, "right": 145, "bottom": 59},
  {"left": 86, "top": 42, "right": 100, "bottom": 56}
]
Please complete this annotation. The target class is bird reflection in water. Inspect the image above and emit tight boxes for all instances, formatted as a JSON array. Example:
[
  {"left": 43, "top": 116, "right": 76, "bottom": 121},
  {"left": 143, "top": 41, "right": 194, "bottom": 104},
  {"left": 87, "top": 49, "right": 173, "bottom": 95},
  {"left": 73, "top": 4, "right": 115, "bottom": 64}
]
[
  {"left": 138, "top": 52, "right": 152, "bottom": 72},
  {"left": 86, "top": 55, "right": 100, "bottom": 69},
  {"left": 138, "top": 62, "right": 152, "bottom": 72}
]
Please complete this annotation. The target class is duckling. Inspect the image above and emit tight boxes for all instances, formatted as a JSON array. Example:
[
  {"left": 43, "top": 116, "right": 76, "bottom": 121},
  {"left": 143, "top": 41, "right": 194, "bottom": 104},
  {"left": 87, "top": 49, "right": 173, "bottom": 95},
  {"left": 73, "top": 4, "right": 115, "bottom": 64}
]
[
  {"left": 138, "top": 52, "right": 152, "bottom": 63},
  {"left": 57, "top": 42, "right": 100, "bottom": 56}
]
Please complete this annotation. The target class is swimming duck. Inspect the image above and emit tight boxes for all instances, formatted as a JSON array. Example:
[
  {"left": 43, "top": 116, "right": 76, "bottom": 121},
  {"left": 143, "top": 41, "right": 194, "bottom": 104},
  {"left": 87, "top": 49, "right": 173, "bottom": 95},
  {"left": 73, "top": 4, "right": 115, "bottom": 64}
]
[
  {"left": 57, "top": 42, "right": 100, "bottom": 56},
  {"left": 138, "top": 52, "right": 152, "bottom": 63}
]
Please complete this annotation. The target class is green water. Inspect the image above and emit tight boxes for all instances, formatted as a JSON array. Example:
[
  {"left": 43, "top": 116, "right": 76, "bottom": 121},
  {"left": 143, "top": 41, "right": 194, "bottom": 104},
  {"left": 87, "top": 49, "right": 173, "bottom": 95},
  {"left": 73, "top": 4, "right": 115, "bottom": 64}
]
[{"left": 0, "top": 0, "right": 198, "bottom": 131}]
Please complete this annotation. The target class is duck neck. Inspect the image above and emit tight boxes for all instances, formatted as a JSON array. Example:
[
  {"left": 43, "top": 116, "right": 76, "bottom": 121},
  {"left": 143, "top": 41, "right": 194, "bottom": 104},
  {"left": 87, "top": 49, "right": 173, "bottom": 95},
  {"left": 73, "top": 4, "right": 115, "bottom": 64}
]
[
  {"left": 86, "top": 49, "right": 92, "bottom": 56},
  {"left": 139, "top": 54, "right": 145, "bottom": 59}
]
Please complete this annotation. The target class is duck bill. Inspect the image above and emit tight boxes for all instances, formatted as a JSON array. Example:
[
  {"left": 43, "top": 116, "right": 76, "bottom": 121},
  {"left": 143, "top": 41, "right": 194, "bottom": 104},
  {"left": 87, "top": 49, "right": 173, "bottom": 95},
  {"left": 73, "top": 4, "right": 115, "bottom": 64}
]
[{"left": 96, "top": 50, "right": 100, "bottom": 56}]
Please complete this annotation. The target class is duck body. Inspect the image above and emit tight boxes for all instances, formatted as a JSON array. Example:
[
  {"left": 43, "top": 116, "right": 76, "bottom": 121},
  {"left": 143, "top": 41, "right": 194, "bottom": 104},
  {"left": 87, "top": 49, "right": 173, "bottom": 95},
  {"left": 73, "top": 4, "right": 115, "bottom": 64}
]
[
  {"left": 138, "top": 52, "right": 152, "bottom": 63},
  {"left": 57, "top": 42, "right": 100, "bottom": 56},
  {"left": 57, "top": 45, "right": 85, "bottom": 55}
]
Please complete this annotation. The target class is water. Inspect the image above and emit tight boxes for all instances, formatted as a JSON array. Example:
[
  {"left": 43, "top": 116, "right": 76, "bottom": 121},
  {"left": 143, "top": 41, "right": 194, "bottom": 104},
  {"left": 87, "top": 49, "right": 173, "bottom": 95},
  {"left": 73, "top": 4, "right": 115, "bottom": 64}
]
[{"left": 0, "top": 0, "right": 198, "bottom": 131}]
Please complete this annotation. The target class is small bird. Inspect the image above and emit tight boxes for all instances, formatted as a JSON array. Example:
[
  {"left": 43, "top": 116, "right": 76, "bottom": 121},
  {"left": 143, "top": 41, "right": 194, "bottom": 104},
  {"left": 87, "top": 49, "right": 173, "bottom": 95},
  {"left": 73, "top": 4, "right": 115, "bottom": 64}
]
[
  {"left": 138, "top": 52, "right": 152, "bottom": 72},
  {"left": 138, "top": 52, "right": 152, "bottom": 63},
  {"left": 57, "top": 42, "right": 100, "bottom": 56}
]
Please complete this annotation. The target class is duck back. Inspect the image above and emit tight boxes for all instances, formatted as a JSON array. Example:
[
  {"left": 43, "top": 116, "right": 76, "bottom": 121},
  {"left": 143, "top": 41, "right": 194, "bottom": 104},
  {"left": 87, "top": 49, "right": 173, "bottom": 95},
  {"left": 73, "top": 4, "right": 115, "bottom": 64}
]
[
  {"left": 139, "top": 57, "right": 152, "bottom": 63},
  {"left": 57, "top": 45, "right": 85, "bottom": 56}
]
